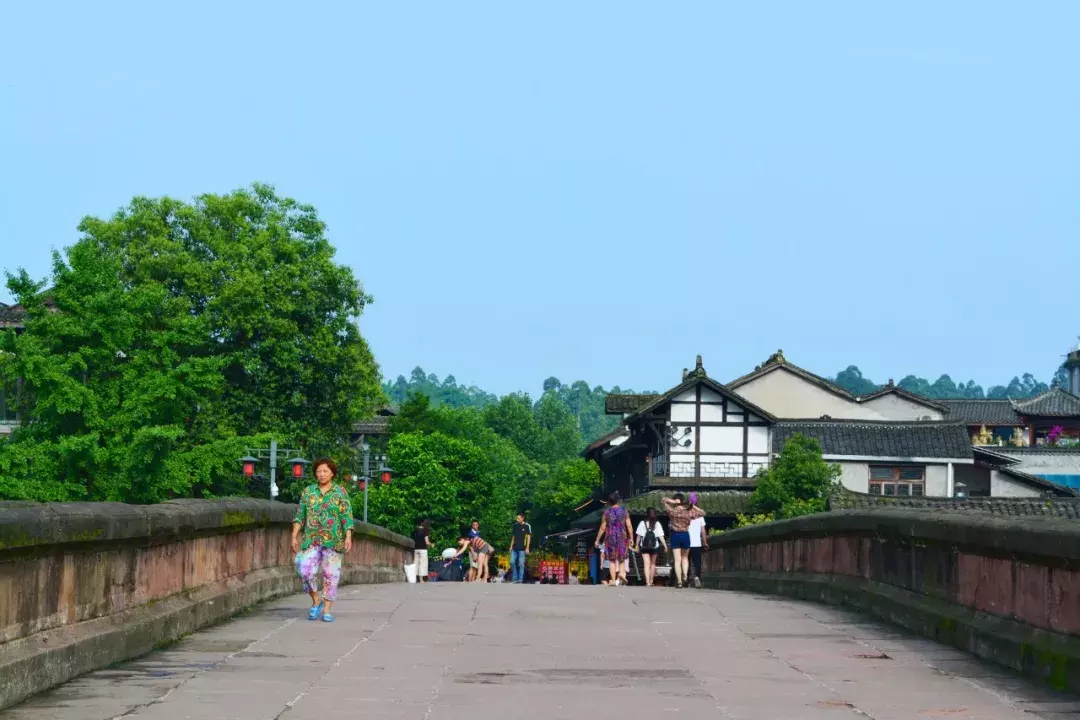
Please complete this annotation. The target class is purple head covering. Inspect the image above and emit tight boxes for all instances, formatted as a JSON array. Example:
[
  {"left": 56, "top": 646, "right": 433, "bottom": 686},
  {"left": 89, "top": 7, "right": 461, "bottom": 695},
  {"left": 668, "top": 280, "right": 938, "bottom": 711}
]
[{"left": 689, "top": 492, "right": 698, "bottom": 506}]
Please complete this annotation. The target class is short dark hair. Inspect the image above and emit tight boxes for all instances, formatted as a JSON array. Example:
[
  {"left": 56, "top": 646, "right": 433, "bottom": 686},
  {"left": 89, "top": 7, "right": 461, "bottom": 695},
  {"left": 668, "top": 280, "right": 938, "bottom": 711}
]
[
  {"left": 608, "top": 491, "right": 621, "bottom": 504},
  {"left": 673, "top": 492, "right": 684, "bottom": 503},
  {"left": 312, "top": 457, "right": 338, "bottom": 478}
]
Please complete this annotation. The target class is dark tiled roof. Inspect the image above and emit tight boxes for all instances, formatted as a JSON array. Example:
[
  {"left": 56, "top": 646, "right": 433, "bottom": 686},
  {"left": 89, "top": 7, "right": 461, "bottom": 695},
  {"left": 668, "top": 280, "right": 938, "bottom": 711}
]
[
  {"left": 728, "top": 349, "right": 856, "bottom": 401},
  {"left": 584, "top": 427, "right": 628, "bottom": 454},
  {"left": 990, "top": 447, "right": 1080, "bottom": 458},
  {"left": 773, "top": 420, "right": 973, "bottom": 459},
  {"left": 624, "top": 490, "right": 753, "bottom": 516},
  {"left": 971, "top": 446, "right": 1021, "bottom": 466},
  {"left": 830, "top": 491, "right": 1080, "bottom": 515},
  {"left": 571, "top": 490, "right": 753, "bottom": 528},
  {"left": 858, "top": 384, "right": 947, "bottom": 412},
  {"left": 623, "top": 359, "right": 777, "bottom": 424},
  {"left": 605, "top": 394, "right": 660, "bottom": 415},
  {"left": 353, "top": 416, "right": 391, "bottom": 435},
  {"left": 1011, "top": 388, "right": 1080, "bottom": 418},
  {"left": 994, "top": 466, "right": 1080, "bottom": 497},
  {"left": 0, "top": 304, "right": 27, "bottom": 328},
  {"left": 939, "top": 399, "right": 1021, "bottom": 425}
]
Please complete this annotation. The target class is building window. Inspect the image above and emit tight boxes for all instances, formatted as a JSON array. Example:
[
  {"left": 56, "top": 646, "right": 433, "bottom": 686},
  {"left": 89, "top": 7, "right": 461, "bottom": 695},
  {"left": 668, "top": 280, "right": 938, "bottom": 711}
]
[{"left": 868, "top": 466, "right": 924, "bottom": 497}]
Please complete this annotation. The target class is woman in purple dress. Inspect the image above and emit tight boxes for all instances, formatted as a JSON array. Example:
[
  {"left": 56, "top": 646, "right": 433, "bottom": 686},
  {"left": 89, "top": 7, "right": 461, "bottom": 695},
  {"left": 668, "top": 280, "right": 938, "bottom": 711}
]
[{"left": 594, "top": 492, "right": 634, "bottom": 586}]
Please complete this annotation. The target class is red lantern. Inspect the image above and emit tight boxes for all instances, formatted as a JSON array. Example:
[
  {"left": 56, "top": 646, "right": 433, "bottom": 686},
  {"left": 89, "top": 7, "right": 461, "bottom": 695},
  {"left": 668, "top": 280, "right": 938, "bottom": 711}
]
[
  {"left": 359, "top": 480, "right": 367, "bottom": 491},
  {"left": 380, "top": 470, "right": 391, "bottom": 485},
  {"left": 243, "top": 461, "right": 255, "bottom": 477},
  {"left": 292, "top": 463, "right": 304, "bottom": 478}
]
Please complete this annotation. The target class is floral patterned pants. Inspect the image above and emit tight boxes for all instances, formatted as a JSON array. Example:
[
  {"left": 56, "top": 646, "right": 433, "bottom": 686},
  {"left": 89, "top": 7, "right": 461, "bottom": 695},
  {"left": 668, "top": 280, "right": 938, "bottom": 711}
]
[{"left": 295, "top": 545, "right": 343, "bottom": 601}]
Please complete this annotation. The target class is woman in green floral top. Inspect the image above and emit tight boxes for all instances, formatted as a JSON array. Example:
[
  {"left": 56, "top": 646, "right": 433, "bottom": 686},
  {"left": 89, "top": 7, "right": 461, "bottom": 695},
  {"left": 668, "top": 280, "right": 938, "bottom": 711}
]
[{"left": 292, "top": 458, "right": 354, "bottom": 623}]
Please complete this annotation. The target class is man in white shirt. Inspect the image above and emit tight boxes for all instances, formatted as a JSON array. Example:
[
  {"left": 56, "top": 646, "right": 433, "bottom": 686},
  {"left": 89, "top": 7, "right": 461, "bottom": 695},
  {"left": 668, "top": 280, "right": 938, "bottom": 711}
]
[{"left": 687, "top": 494, "right": 707, "bottom": 588}]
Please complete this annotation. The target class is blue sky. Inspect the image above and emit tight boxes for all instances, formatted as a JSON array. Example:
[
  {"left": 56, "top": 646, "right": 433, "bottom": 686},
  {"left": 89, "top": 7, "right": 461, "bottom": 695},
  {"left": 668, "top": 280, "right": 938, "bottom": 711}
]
[{"left": 1, "top": 2, "right": 1077, "bottom": 397}]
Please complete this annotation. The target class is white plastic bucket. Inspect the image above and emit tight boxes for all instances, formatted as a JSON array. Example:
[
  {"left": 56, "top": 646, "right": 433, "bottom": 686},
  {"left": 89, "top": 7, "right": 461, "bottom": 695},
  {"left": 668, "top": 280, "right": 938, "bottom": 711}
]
[{"left": 404, "top": 563, "right": 418, "bottom": 583}]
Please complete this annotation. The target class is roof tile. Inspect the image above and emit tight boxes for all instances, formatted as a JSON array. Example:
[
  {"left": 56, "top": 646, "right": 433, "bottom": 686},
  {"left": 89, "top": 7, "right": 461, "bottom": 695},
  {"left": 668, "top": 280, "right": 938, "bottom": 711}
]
[{"left": 773, "top": 420, "right": 973, "bottom": 459}]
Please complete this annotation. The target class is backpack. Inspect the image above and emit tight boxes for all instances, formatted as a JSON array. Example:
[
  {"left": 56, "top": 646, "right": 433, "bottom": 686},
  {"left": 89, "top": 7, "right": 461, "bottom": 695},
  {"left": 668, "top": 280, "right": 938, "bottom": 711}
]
[{"left": 641, "top": 523, "right": 658, "bottom": 551}]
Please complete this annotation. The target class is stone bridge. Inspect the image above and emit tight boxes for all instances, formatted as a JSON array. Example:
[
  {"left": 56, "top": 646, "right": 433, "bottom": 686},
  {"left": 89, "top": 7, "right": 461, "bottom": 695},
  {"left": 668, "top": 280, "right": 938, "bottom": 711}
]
[{"left": 3, "top": 501, "right": 1080, "bottom": 719}]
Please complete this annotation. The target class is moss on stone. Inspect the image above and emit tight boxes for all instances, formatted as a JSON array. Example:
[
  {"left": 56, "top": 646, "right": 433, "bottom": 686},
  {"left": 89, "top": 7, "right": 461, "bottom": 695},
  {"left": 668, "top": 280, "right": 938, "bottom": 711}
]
[{"left": 221, "top": 511, "right": 260, "bottom": 527}]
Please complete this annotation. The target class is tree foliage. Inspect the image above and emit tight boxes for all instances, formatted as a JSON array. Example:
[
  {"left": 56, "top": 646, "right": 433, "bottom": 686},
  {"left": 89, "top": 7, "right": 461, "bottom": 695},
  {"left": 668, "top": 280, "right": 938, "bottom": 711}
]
[
  {"left": 738, "top": 433, "right": 840, "bottom": 525},
  {"left": 383, "top": 367, "right": 497, "bottom": 409},
  {"left": 831, "top": 365, "right": 1066, "bottom": 399},
  {"left": 530, "top": 458, "right": 602, "bottom": 533},
  {"left": 364, "top": 431, "right": 519, "bottom": 552},
  {"left": 377, "top": 386, "right": 600, "bottom": 543},
  {"left": 0, "top": 184, "right": 382, "bottom": 502}
]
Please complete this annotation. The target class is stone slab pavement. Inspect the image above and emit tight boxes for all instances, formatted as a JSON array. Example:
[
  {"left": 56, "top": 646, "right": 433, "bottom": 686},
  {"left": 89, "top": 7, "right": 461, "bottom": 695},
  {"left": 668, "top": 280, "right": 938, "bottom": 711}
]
[{"left": 4, "top": 582, "right": 1080, "bottom": 720}]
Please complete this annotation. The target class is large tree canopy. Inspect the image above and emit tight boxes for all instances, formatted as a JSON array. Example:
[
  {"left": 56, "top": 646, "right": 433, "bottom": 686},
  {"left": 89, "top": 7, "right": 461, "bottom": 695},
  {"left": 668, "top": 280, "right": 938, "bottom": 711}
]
[{"left": 0, "top": 184, "right": 383, "bottom": 502}]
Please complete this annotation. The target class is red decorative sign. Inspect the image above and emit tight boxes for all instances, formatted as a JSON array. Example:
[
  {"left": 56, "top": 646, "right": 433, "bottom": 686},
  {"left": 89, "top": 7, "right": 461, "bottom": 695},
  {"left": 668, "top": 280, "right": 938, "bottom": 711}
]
[{"left": 539, "top": 560, "right": 568, "bottom": 584}]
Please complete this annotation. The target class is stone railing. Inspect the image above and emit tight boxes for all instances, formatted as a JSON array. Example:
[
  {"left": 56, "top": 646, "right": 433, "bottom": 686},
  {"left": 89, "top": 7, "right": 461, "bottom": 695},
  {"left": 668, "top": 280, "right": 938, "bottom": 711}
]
[
  {"left": 0, "top": 498, "right": 412, "bottom": 710},
  {"left": 703, "top": 510, "right": 1080, "bottom": 693}
]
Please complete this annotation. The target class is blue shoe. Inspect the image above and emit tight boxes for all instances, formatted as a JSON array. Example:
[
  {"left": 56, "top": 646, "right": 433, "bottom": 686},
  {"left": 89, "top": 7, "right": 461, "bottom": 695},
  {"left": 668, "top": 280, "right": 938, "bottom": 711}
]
[
  {"left": 308, "top": 602, "right": 324, "bottom": 621},
  {"left": 321, "top": 613, "right": 334, "bottom": 623}
]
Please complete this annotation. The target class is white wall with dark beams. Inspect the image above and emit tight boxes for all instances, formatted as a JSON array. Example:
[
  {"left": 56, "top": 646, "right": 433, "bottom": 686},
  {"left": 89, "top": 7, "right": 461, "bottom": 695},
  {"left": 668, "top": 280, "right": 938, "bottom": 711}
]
[{"left": 658, "top": 383, "right": 770, "bottom": 479}]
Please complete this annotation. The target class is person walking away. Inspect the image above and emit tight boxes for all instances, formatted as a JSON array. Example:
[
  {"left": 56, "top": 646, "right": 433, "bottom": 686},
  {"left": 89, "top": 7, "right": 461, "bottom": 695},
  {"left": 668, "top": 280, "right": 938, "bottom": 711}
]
[
  {"left": 634, "top": 507, "right": 668, "bottom": 587},
  {"left": 594, "top": 492, "right": 634, "bottom": 586},
  {"left": 412, "top": 519, "right": 431, "bottom": 583},
  {"left": 687, "top": 495, "right": 707, "bottom": 588},
  {"left": 292, "top": 458, "right": 353, "bottom": 623},
  {"left": 509, "top": 513, "right": 532, "bottom": 583},
  {"left": 661, "top": 493, "right": 704, "bottom": 589},
  {"left": 452, "top": 527, "right": 494, "bottom": 582}
]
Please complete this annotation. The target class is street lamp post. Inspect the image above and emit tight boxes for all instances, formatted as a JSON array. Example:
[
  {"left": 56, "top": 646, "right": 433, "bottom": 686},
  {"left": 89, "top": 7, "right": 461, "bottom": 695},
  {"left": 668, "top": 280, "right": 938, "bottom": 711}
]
[
  {"left": 355, "top": 440, "right": 392, "bottom": 523},
  {"left": 239, "top": 438, "right": 308, "bottom": 499}
]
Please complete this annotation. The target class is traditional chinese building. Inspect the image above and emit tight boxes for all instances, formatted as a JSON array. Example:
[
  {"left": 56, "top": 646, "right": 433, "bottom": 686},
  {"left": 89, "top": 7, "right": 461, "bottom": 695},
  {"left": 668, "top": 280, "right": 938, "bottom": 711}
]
[{"left": 582, "top": 352, "right": 1076, "bottom": 531}]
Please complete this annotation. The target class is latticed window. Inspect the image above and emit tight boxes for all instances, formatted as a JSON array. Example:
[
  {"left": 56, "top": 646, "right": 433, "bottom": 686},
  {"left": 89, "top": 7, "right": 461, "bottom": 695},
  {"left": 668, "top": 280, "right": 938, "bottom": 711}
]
[{"left": 868, "top": 466, "right": 924, "bottom": 497}]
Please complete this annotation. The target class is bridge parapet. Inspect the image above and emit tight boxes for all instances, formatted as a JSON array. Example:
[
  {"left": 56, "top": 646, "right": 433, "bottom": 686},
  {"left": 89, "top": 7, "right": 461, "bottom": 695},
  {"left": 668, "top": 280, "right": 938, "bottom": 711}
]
[
  {"left": 0, "top": 498, "right": 411, "bottom": 710},
  {"left": 704, "top": 509, "right": 1080, "bottom": 692}
]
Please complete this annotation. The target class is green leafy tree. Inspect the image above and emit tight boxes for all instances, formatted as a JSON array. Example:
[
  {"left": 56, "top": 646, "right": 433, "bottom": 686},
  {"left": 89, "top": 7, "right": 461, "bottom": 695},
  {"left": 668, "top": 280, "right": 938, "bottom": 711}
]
[
  {"left": 742, "top": 433, "right": 840, "bottom": 523},
  {"left": 530, "top": 458, "right": 602, "bottom": 536},
  {"left": 833, "top": 366, "right": 877, "bottom": 396},
  {"left": 833, "top": 364, "right": 1063, "bottom": 400},
  {"left": 368, "top": 431, "right": 520, "bottom": 551},
  {"left": 383, "top": 367, "right": 496, "bottom": 409},
  {"left": 483, "top": 394, "right": 549, "bottom": 463},
  {"left": 0, "top": 184, "right": 382, "bottom": 502}
]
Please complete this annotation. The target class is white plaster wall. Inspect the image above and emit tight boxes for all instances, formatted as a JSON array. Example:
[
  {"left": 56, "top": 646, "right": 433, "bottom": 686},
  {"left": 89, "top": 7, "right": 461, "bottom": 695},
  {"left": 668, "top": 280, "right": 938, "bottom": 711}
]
[
  {"left": 748, "top": 426, "right": 769, "bottom": 454},
  {"left": 925, "top": 465, "right": 948, "bottom": 496},
  {"left": 733, "top": 368, "right": 885, "bottom": 420},
  {"left": 698, "top": 425, "right": 742, "bottom": 453},
  {"left": 837, "top": 461, "right": 869, "bottom": 493},
  {"left": 700, "top": 404, "right": 724, "bottom": 422},
  {"left": 670, "top": 403, "right": 696, "bottom": 423},
  {"left": 701, "top": 387, "right": 724, "bottom": 403},
  {"left": 674, "top": 389, "right": 696, "bottom": 402},
  {"left": 860, "top": 394, "right": 945, "bottom": 421},
  {"left": 990, "top": 470, "right": 1043, "bottom": 498}
]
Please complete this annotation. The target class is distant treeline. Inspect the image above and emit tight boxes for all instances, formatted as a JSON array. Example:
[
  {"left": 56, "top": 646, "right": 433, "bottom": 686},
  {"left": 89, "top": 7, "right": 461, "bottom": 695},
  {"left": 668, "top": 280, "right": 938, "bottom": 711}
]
[{"left": 384, "top": 362, "right": 1071, "bottom": 447}]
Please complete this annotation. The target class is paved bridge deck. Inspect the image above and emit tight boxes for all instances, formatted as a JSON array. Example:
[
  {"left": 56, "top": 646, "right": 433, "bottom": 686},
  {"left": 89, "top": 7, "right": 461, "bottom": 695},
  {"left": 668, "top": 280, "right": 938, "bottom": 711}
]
[{"left": 4, "top": 583, "right": 1078, "bottom": 720}]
